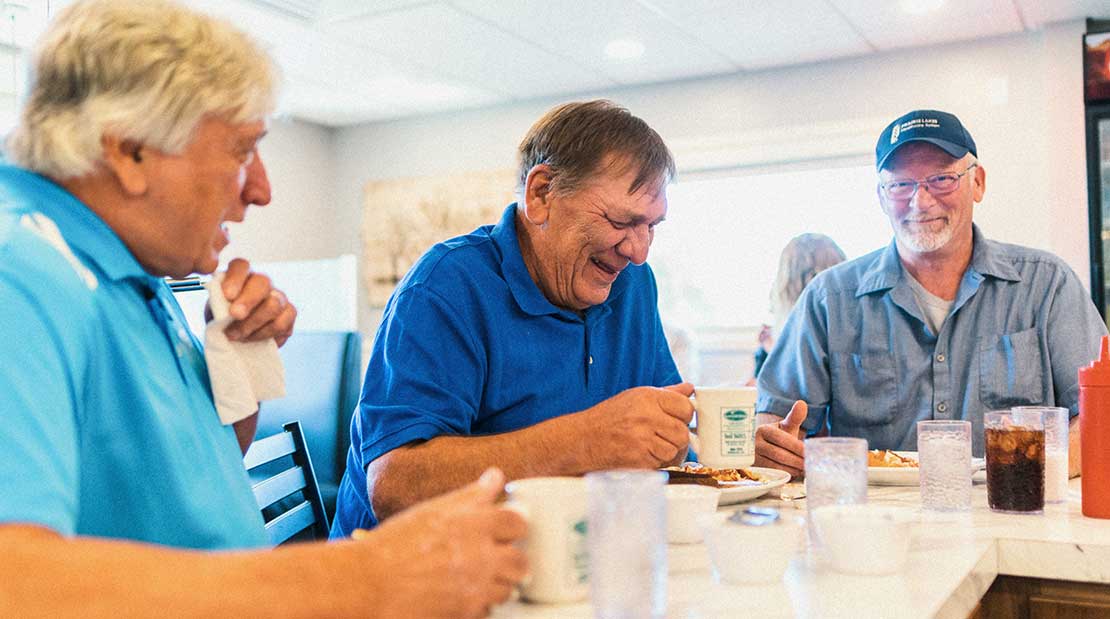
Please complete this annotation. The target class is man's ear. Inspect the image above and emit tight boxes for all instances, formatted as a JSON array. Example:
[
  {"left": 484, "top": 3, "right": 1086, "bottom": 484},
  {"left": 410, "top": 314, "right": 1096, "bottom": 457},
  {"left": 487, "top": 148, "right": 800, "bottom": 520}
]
[
  {"left": 522, "top": 164, "right": 556, "bottom": 228},
  {"left": 972, "top": 163, "right": 986, "bottom": 203},
  {"left": 100, "top": 135, "right": 148, "bottom": 196}
]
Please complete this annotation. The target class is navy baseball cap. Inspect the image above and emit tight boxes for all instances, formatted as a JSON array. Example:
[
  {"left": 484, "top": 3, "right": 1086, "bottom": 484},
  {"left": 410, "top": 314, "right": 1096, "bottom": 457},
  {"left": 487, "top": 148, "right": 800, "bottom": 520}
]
[{"left": 875, "top": 110, "right": 977, "bottom": 170}]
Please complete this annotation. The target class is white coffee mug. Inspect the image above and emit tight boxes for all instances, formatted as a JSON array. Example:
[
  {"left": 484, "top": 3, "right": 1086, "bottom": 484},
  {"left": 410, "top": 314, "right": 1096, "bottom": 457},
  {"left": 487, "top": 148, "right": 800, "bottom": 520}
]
[
  {"left": 688, "top": 386, "right": 758, "bottom": 468},
  {"left": 504, "top": 477, "right": 589, "bottom": 604}
]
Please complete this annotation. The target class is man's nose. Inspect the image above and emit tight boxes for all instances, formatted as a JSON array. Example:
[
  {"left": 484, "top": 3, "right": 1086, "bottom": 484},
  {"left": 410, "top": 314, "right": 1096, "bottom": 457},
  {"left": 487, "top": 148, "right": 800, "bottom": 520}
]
[
  {"left": 617, "top": 224, "right": 652, "bottom": 265},
  {"left": 241, "top": 152, "right": 271, "bottom": 207},
  {"left": 908, "top": 182, "right": 937, "bottom": 210}
]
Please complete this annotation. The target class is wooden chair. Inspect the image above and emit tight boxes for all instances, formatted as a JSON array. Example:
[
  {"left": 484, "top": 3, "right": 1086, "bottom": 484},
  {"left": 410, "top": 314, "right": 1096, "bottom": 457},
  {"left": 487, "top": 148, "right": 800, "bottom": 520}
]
[{"left": 243, "top": 421, "right": 331, "bottom": 545}]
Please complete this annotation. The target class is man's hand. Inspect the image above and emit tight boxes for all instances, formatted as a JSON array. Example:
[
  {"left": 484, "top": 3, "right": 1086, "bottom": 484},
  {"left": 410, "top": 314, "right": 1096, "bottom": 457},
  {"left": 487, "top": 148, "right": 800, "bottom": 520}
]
[
  {"left": 215, "top": 258, "right": 297, "bottom": 346},
  {"left": 753, "top": 401, "right": 808, "bottom": 479},
  {"left": 577, "top": 383, "right": 695, "bottom": 470},
  {"left": 353, "top": 468, "right": 528, "bottom": 619}
]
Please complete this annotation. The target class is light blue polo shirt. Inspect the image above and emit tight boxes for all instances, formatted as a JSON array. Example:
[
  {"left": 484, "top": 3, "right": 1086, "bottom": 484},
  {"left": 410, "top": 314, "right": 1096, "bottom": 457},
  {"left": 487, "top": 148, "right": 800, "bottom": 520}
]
[
  {"left": 0, "top": 165, "right": 268, "bottom": 549},
  {"left": 331, "top": 204, "right": 680, "bottom": 536},
  {"left": 757, "top": 226, "right": 1108, "bottom": 456}
]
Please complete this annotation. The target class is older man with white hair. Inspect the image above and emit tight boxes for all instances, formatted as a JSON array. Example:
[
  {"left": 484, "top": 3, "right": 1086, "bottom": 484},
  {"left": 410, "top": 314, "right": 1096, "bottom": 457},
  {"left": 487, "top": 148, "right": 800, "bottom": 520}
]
[{"left": 0, "top": 1, "right": 525, "bottom": 617}]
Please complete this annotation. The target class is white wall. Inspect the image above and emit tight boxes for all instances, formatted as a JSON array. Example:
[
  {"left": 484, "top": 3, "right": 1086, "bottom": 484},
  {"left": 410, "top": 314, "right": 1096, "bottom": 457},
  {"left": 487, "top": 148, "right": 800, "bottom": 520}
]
[
  {"left": 222, "top": 116, "right": 347, "bottom": 263},
  {"left": 331, "top": 19, "right": 1092, "bottom": 294}
]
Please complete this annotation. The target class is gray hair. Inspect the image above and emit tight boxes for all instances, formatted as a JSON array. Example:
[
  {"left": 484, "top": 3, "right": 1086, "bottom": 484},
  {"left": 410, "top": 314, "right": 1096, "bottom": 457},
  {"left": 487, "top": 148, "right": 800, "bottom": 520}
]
[
  {"left": 7, "top": 0, "right": 279, "bottom": 179},
  {"left": 517, "top": 100, "right": 675, "bottom": 198}
]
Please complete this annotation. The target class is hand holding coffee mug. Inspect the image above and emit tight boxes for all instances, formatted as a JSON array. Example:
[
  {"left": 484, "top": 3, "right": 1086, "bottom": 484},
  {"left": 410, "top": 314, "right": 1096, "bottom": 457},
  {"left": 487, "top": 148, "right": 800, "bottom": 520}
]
[
  {"left": 504, "top": 477, "right": 590, "bottom": 604},
  {"left": 688, "top": 387, "right": 758, "bottom": 468}
]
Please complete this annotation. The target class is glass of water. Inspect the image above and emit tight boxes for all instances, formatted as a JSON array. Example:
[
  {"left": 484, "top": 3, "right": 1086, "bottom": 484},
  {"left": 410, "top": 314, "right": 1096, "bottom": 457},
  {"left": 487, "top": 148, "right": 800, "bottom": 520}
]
[
  {"left": 805, "top": 437, "right": 867, "bottom": 557},
  {"left": 1014, "top": 407, "right": 1070, "bottom": 504},
  {"left": 917, "top": 420, "right": 972, "bottom": 512},
  {"left": 586, "top": 470, "right": 667, "bottom": 619}
]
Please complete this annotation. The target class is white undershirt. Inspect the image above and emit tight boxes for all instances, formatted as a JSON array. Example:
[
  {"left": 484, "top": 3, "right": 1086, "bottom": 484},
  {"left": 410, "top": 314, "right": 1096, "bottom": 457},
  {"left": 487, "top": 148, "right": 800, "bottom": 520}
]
[{"left": 904, "top": 271, "right": 954, "bottom": 336}]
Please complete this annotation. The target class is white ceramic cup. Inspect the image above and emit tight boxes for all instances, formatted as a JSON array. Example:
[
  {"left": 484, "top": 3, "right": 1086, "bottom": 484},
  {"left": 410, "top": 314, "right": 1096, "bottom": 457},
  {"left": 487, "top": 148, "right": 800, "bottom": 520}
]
[
  {"left": 697, "top": 511, "right": 801, "bottom": 584},
  {"left": 664, "top": 485, "right": 721, "bottom": 543},
  {"left": 504, "top": 477, "right": 589, "bottom": 604},
  {"left": 688, "top": 386, "right": 758, "bottom": 468},
  {"left": 811, "top": 504, "right": 915, "bottom": 575}
]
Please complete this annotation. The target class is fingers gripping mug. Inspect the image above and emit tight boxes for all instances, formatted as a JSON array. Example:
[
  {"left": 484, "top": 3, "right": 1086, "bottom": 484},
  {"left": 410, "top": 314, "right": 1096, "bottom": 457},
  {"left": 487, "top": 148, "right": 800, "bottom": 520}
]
[{"left": 687, "top": 387, "right": 758, "bottom": 468}]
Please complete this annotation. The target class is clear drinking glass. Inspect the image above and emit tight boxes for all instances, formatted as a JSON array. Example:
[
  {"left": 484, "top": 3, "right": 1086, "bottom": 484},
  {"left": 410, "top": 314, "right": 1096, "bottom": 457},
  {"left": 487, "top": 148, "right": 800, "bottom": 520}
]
[
  {"left": 984, "top": 409, "right": 1045, "bottom": 514},
  {"left": 1014, "top": 406, "right": 1069, "bottom": 504},
  {"left": 917, "top": 420, "right": 972, "bottom": 512},
  {"left": 586, "top": 470, "right": 667, "bottom": 619},
  {"left": 805, "top": 437, "right": 868, "bottom": 555}
]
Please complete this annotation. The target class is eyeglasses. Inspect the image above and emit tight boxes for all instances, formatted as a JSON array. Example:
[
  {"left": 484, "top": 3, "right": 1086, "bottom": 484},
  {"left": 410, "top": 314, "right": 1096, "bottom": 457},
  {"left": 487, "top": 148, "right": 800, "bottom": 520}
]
[{"left": 879, "top": 163, "right": 978, "bottom": 200}]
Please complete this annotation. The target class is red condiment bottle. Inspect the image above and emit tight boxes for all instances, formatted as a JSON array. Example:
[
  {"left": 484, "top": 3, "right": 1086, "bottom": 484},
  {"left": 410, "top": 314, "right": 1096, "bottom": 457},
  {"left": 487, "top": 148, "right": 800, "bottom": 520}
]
[{"left": 1079, "top": 335, "right": 1110, "bottom": 518}]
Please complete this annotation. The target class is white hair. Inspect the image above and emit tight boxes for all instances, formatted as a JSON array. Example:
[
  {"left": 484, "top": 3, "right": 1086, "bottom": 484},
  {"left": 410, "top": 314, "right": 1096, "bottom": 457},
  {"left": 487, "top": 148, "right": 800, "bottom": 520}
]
[{"left": 7, "top": 0, "right": 279, "bottom": 179}]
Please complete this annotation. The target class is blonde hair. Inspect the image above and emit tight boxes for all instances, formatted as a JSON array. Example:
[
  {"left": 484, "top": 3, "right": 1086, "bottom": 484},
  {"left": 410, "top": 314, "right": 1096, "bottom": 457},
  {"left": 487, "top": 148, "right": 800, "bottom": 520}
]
[
  {"left": 7, "top": 0, "right": 279, "bottom": 179},
  {"left": 770, "top": 233, "right": 846, "bottom": 324}
]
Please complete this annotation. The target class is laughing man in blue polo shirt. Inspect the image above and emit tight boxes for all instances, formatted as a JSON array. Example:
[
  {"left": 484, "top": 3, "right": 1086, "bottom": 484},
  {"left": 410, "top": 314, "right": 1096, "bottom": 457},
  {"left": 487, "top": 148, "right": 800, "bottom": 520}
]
[
  {"left": 753, "top": 110, "right": 1107, "bottom": 479},
  {"left": 332, "top": 100, "right": 695, "bottom": 535}
]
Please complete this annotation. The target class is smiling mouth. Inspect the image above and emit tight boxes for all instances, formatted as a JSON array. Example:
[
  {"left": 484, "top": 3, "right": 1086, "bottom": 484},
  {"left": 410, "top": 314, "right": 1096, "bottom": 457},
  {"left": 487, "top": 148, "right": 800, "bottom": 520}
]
[{"left": 591, "top": 257, "right": 621, "bottom": 276}]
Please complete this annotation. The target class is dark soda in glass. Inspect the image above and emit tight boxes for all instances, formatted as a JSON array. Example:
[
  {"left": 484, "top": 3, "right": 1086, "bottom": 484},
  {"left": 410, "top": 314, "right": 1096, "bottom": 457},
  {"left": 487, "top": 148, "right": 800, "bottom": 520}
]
[{"left": 985, "top": 425, "right": 1045, "bottom": 514}]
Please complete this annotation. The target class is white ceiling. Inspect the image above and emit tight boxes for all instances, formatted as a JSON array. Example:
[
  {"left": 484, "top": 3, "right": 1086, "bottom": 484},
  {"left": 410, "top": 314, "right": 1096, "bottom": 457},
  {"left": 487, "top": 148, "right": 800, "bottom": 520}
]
[{"left": 60, "top": 0, "right": 1110, "bottom": 126}]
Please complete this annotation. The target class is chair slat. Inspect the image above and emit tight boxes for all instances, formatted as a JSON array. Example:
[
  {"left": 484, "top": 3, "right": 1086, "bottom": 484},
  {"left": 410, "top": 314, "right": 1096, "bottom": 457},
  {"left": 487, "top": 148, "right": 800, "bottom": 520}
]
[
  {"left": 252, "top": 466, "right": 307, "bottom": 510},
  {"left": 266, "top": 500, "right": 315, "bottom": 546},
  {"left": 243, "top": 431, "right": 296, "bottom": 469}
]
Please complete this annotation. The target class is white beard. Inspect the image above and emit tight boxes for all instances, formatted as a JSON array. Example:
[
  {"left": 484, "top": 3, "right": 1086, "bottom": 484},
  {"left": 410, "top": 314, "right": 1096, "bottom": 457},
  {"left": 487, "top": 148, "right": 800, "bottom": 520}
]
[{"left": 895, "top": 219, "right": 955, "bottom": 253}]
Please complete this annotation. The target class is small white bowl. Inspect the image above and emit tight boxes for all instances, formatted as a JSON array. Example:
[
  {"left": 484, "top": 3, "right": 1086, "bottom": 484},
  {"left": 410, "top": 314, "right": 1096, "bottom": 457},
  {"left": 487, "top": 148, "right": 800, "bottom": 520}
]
[
  {"left": 811, "top": 504, "right": 916, "bottom": 575},
  {"left": 665, "top": 485, "right": 721, "bottom": 544},
  {"left": 698, "top": 511, "right": 801, "bottom": 584}
]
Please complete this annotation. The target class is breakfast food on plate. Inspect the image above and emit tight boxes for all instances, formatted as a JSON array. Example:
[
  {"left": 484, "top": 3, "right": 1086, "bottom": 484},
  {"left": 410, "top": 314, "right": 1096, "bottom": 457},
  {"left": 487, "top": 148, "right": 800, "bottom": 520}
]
[
  {"left": 663, "top": 464, "right": 766, "bottom": 486},
  {"left": 868, "top": 449, "right": 919, "bottom": 468}
]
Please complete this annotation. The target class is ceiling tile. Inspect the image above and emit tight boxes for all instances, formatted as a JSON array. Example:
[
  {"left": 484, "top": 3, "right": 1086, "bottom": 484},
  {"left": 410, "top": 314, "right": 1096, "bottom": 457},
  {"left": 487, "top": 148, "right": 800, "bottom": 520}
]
[
  {"left": 651, "top": 0, "right": 873, "bottom": 70},
  {"left": 829, "top": 0, "right": 1023, "bottom": 50},
  {"left": 452, "top": 0, "right": 738, "bottom": 86},
  {"left": 321, "top": 3, "right": 617, "bottom": 98},
  {"left": 315, "top": 0, "right": 432, "bottom": 23},
  {"left": 1015, "top": 0, "right": 1110, "bottom": 28}
]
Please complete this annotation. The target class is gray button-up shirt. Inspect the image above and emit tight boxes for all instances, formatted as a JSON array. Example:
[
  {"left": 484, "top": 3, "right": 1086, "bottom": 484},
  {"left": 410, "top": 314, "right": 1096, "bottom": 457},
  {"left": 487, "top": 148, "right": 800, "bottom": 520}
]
[{"left": 756, "top": 226, "right": 1107, "bottom": 456}]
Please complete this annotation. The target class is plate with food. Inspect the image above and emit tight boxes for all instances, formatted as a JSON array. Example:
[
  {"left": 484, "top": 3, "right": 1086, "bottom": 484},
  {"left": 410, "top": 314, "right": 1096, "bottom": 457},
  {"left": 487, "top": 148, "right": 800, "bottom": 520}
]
[
  {"left": 662, "top": 464, "right": 791, "bottom": 505},
  {"left": 867, "top": 450, "right": 986, "bottom": 486}
]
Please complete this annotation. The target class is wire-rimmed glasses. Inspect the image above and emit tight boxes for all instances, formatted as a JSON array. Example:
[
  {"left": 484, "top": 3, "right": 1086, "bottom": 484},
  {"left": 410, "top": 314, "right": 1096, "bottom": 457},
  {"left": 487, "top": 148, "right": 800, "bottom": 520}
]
[{"left": 879, "top": 163, "right": 978, "bottom": 200}]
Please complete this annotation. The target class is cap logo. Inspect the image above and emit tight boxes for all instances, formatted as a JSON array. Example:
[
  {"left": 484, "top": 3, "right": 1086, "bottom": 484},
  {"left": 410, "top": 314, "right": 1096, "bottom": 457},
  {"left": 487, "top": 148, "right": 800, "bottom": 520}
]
[{"left": 890, "top": 124, "right": 900, "bottom": 143}]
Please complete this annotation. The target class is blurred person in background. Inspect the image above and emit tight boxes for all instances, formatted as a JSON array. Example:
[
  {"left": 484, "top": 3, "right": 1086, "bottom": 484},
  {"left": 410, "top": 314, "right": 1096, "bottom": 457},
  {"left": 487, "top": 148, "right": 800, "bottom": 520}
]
[
  {"left": 0, "top": 1, "right": 524, "bottom": 617},
  {"left": 752, "top": 233, "right": 846, "bottom": 380}
]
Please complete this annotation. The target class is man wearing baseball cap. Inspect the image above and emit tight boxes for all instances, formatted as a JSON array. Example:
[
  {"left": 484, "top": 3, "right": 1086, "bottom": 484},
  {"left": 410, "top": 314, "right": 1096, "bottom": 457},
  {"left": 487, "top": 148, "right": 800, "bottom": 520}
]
[{"left": 752, "top": 109, "right": 1106, "bottom": 478}]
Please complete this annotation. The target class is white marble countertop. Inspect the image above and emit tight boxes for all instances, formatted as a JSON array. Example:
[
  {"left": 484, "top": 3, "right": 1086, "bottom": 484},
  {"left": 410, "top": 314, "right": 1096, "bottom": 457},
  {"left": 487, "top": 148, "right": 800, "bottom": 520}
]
[{"left": 495, "top": 478, "right": 1110, "bottom": 618}]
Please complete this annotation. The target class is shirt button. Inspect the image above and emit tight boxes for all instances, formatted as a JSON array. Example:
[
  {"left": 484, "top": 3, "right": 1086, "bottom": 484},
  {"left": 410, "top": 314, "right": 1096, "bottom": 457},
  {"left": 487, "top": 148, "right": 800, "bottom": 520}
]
[
  {"left": 937, "top": 402, "right": 948, "bottom": 413},
  {"left": 588, "top": 355, "right": 594, "bottom": 365},
  {"left": 936, "top": 353, "right": 946, "bottom": 363}
]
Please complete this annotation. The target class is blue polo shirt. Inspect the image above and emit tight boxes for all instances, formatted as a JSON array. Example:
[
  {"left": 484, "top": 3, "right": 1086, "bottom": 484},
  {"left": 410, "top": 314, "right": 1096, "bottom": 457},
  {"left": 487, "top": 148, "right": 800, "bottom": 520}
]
[
  {"left": 757, "top": 226, "right": 1108, "bottom": 456},
  {"left": 332, "top": 204, "right": 679, "bottom": 535},
  {"left": 0, "top": 165, "right": 267, "bottom": 549}
]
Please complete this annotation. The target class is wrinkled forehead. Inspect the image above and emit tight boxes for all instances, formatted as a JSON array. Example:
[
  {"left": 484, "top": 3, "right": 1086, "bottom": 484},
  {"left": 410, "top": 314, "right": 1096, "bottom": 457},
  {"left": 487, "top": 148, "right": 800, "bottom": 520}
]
[{"left": 880, "top": 142, "right": 962, "bottom": 178}]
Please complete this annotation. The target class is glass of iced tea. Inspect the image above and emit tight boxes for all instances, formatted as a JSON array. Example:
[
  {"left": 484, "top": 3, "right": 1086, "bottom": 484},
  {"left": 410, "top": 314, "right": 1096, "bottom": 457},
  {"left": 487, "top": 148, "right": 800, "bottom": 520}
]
[{"left": 984, "top": 409, "right": 1045, "bottom": 514}]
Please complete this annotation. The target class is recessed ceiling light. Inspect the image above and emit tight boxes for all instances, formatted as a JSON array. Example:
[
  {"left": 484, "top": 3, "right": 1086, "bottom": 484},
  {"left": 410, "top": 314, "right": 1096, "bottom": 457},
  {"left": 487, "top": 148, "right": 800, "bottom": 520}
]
[
  {"left": 900, "top": 0, "right": 945, "bottom": 15},
  {"left": 605, "top": 38, "right": 645, "bottom": 61}
]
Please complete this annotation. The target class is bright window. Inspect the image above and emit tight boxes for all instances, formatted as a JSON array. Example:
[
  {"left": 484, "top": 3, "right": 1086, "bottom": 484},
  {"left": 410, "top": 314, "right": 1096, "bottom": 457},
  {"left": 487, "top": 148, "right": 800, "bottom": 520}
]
[{"left": 651, "top": 162, "right": 892, "bottom": 331}]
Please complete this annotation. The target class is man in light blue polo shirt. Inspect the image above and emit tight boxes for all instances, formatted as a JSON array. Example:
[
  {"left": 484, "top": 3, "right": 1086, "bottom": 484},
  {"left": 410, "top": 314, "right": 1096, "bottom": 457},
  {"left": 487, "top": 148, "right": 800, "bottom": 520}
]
[
  {"left": 333, "top": 100, "right": 695, "bottom": 535},
  {"left": 754, "top": 109, "right": 1106, "bottom": 478},
  {"left": 0, "top": 1, "right": 526, "bottom": 615}
]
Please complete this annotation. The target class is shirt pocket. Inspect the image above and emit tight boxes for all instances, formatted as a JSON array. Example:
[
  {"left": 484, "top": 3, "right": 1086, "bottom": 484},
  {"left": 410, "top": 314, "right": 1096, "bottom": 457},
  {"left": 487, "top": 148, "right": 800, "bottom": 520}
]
[
  {"left": 829, "top": 351, "right": 897, "bottom": 427},
  {"left": 977, "top": 327, "right": 1045, "bottom": 409}
]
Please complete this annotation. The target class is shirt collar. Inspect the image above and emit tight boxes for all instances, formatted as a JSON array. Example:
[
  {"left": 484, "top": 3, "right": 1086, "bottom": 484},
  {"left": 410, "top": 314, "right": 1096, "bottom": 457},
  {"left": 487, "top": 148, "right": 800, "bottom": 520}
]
[
  {"left": 489, "top": 203, "right": 630, "bottom": 318},
  {"left": 0, "top": 165, "right": 149, "bottom": 283},
  {"left": 856, "top": 224, "right": 1019, "bottom": 297}
]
